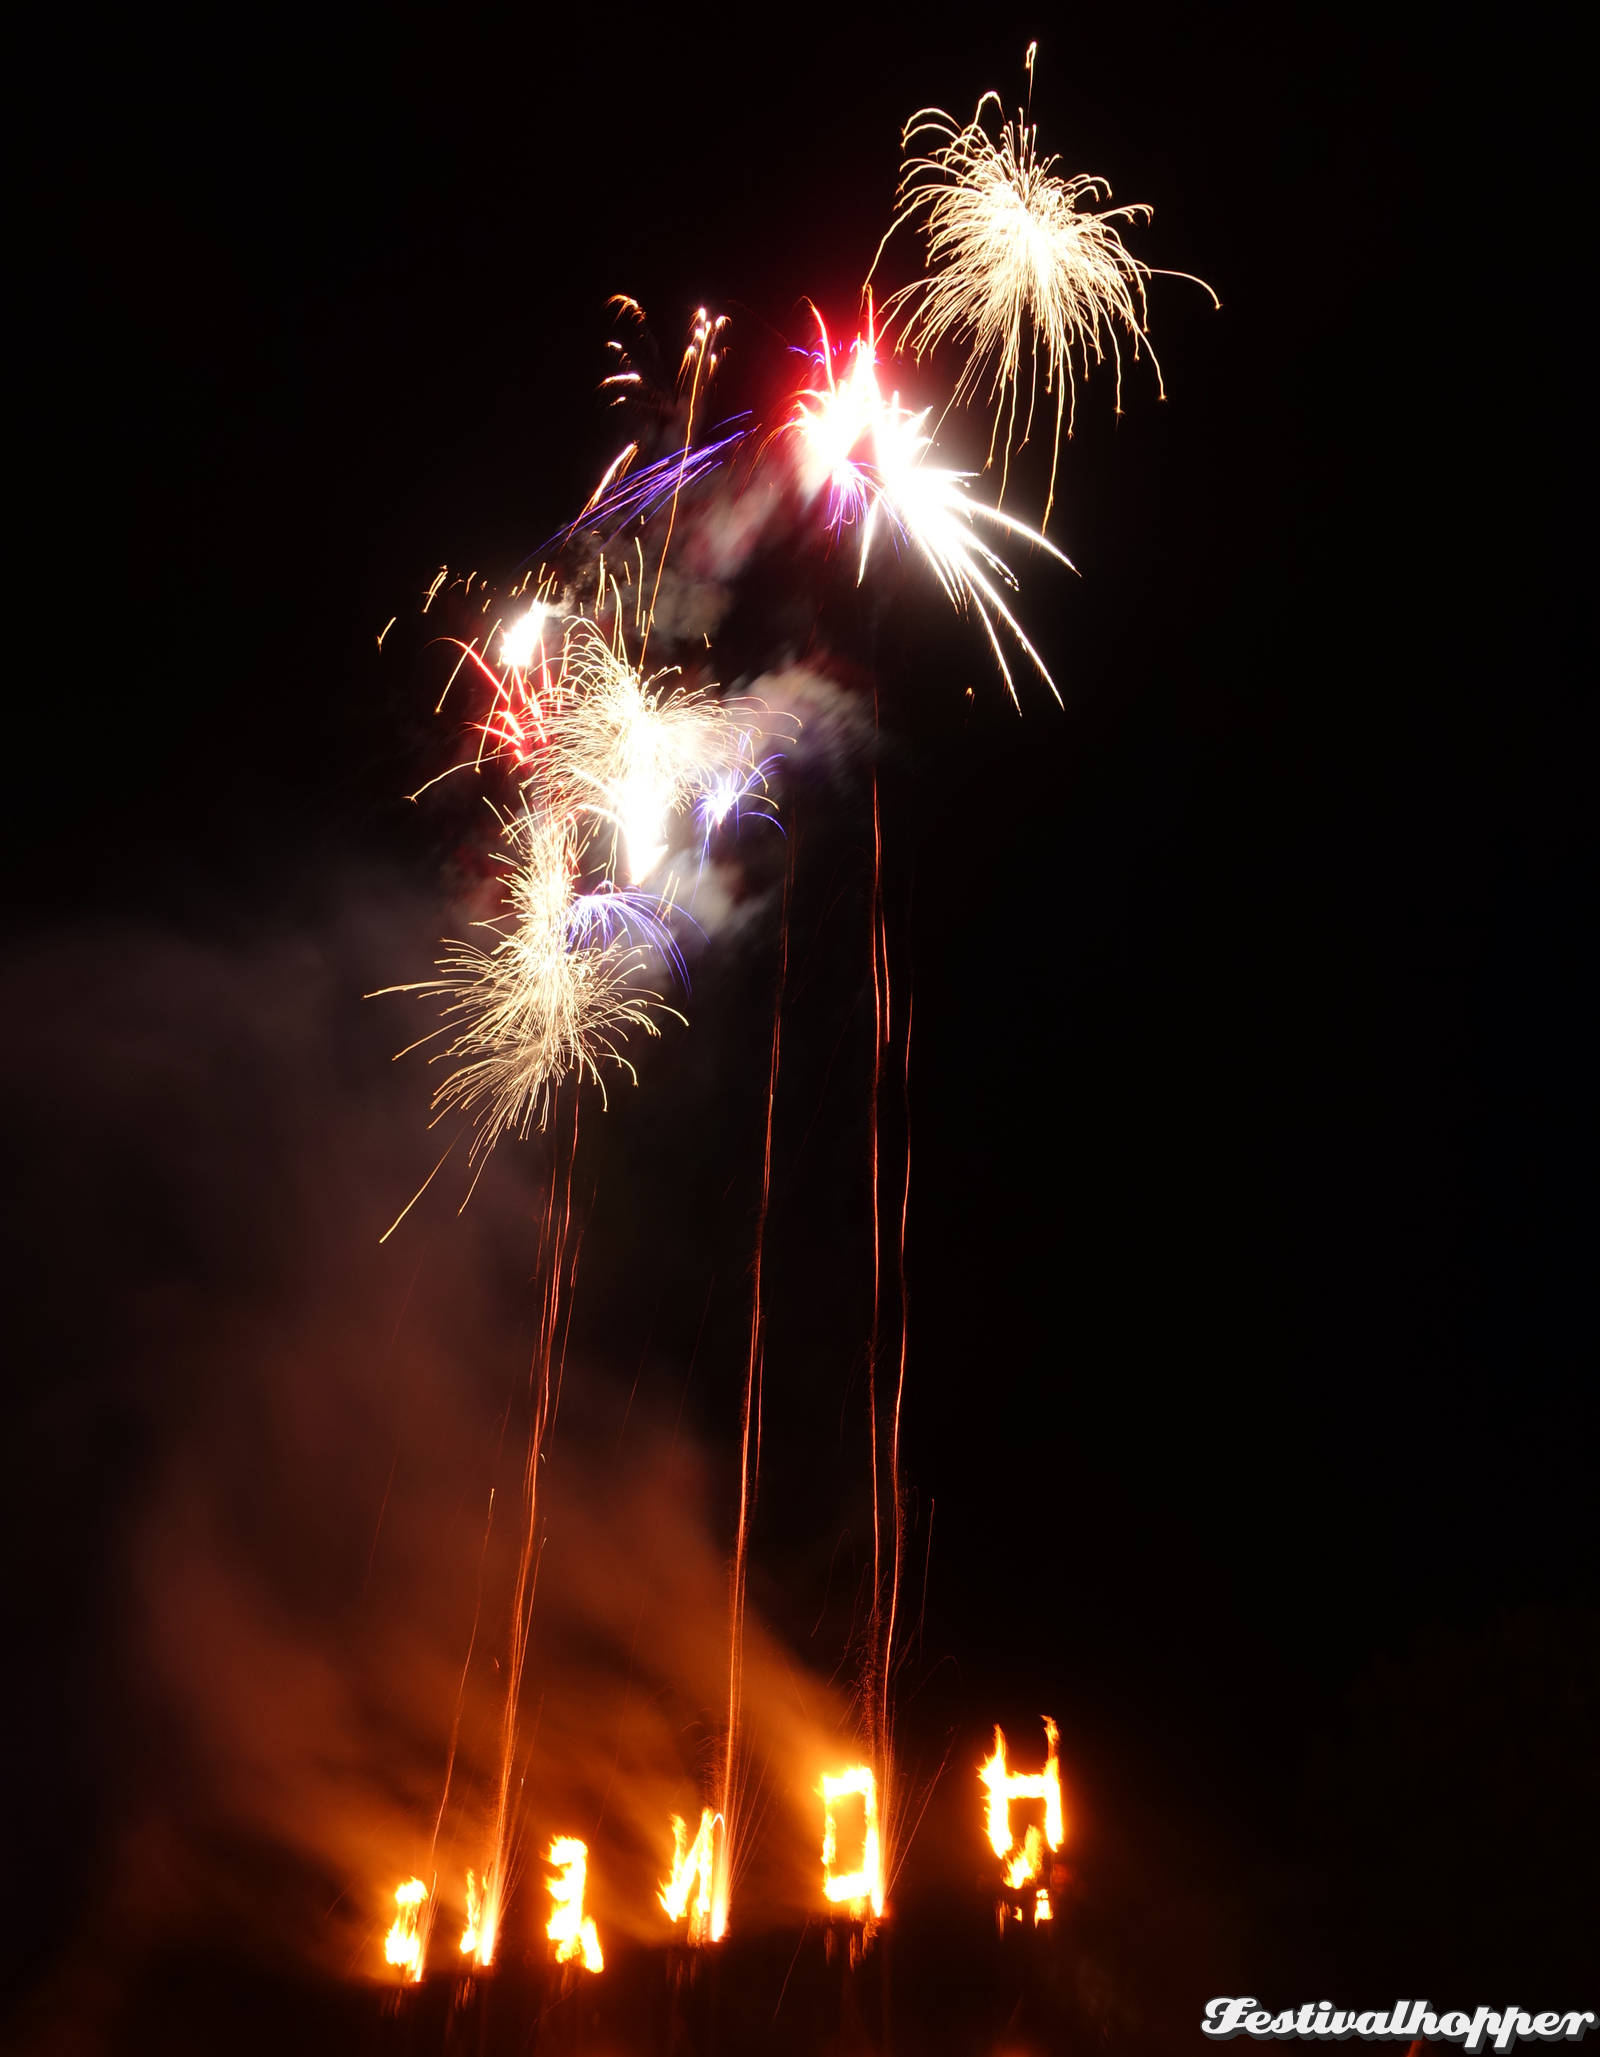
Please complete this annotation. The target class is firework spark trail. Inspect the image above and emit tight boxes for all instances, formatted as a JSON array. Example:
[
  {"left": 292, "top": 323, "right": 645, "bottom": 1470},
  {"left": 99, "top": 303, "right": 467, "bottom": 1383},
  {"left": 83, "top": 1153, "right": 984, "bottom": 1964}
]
[
  {"left": 880, "top": 995, "right": 917, "bottom": 1884},
  {"left": 881, "top": 990, "right": 913, "bottom": 1887},
  {"left": 417, "top": 1484, "right": 497, "bottom": 1947},
  {"left": 865, "top": 762, "right": 887, "bottom": 1782},
  {"left": 473, "top": 1093, "right": 584, "bottom": 1968},
  {"left": 862, "top": 386, "right": 1075, "bottom": 708},
  {"left": 641, "top": 308, "right": 727, "bottom": 667},
  {"left": 556, "top": 423, "right": 750, "bottom": 546},
  {"left": 715, "top": 857, "right": 790, "bottom": 1941},
  {"left": 857, "top": 748, "right": 916, "bottom": 1916},
  {"left": 871, "top": 43, "right": 1217, "bottom": 525}
]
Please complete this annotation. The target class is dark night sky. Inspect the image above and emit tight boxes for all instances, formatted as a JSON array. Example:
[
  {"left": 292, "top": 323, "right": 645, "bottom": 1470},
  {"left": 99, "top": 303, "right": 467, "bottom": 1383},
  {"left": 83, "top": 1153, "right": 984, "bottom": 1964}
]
[{"left": 6, "top": 4, "right": 1591, "bottom": 2049}]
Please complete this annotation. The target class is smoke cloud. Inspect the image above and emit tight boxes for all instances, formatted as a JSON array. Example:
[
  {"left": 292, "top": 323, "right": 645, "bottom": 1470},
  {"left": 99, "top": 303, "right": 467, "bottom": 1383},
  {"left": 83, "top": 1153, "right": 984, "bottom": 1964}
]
[{"left": 7, "top": 879, "right": 862, "bottom": 2041}]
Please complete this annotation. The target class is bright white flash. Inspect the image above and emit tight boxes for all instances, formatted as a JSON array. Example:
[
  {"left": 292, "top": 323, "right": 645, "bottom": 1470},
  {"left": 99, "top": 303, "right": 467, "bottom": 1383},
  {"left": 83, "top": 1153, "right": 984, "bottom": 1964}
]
[{"left": 500, "top": 601, "right": 556, "bottom": 671}]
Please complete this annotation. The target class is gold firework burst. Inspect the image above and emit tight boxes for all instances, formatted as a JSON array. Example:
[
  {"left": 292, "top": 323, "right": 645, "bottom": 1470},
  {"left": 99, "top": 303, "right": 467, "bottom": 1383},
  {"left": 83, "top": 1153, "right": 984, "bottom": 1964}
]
[{"left": 874, "top": 45, "right": 1216, "bottom": 524}]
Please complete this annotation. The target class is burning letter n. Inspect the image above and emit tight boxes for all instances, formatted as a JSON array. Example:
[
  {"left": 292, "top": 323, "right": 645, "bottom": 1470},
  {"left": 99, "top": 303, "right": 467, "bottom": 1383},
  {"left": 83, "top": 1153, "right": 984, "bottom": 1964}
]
[
  {"left": 981, "top": 1717, "right": 1065, "bottom": 1921},
  {"left": 659, "top": 1807, "right": 721, "bottom": 1944}
]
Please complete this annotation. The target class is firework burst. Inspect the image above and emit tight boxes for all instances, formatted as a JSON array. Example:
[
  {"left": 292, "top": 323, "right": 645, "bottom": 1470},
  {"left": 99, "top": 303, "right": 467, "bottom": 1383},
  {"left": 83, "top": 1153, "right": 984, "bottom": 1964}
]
[
  {"left": 696, "top": 744, "right": 784, "bottom": 854},
  {"left": 394, "top": 808, "right": 679, "bottom": 1160},
  {"left": 874, "top": 45, "right": 1216, "bottom": 523},
  {"left": 786, "top": 309, "right": 1074, "bottom": 706},
  {"left": 549, "top": 618, "right": 756, "bottom": 883}
]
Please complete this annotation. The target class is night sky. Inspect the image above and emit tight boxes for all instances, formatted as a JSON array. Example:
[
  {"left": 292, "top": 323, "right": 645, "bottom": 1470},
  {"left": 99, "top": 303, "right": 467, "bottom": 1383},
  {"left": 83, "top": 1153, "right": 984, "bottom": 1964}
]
[{"left": 8, "top": 6, "right": 1590, "bottom": 2051}]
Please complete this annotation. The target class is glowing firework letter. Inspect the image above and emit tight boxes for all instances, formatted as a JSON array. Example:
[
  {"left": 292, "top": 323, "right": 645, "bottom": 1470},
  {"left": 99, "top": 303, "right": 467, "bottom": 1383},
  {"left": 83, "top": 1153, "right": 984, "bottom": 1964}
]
[
  {"left": 384, "top": 1877, "right": 428, "bottom": 1981},
  {"left": 659, "top": 1808, "right": 721, "bottom": 1944},
  {"left": 820, "top": 1766, "right": 884, "bottom": 1919},
  {"left": 459, "top": 1869, "right": 481, "bottom": 1957},
  {"left": 546, "top": 1838, "right": 604, "bottom": 1973},
  {"left": 980, "top": 1717, "right": 1065, "bottom": 1922}
]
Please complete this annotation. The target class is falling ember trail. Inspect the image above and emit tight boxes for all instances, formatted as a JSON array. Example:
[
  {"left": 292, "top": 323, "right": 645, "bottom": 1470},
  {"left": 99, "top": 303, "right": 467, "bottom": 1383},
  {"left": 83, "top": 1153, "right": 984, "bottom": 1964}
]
[
  {"left": 866, "top": 759, "right": 886, "bottom": 1744},
  {"left": 641, "top": 308, "right": 726, "bottom": 666},
  {"left": 425, "top": 1485, "right": 496, "bottom": 1910},
  {"left": 473, "top": 1092, "right": 586, "bottom": 1968},
  {"left": 861, "top": 734, "right": 914, "bottom": 1911},
  {"left": 716, "top": 857, "right": 790, "bottom": 1941},
  {"left": 882, "top": 987, "right": 912, "bottom": 1796}
]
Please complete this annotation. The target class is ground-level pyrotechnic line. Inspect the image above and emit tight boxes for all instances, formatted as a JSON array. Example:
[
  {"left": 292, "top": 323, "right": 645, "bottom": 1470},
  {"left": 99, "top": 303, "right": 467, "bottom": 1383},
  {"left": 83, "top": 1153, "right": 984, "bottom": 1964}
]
[
  {"left": 715, "top": 860, "right": 790, "bottom": 1941},
  {"left": 472, "top": 1092, "right": 587, "bottom": 1968}
]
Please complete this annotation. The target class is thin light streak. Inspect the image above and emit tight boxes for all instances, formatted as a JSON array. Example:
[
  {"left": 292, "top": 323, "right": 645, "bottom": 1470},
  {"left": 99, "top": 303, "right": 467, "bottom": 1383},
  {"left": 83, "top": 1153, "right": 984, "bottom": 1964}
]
[{"left": 716, "top": 856, "right": 790, "bottom": 1941}]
